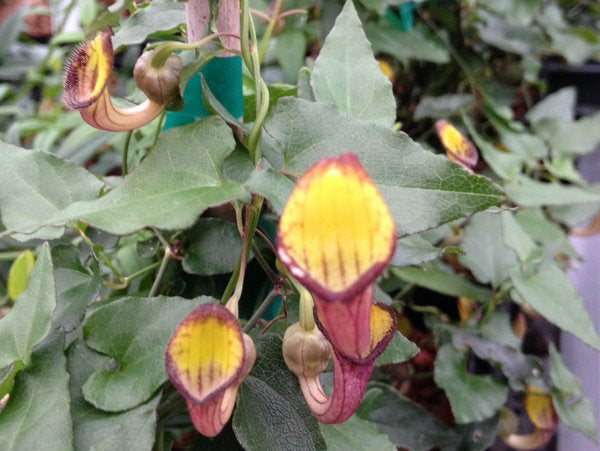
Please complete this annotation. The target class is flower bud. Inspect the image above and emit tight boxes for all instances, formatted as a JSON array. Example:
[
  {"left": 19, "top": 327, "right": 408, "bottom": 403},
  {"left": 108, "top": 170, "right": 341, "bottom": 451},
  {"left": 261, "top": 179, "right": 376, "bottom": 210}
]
[
  {"left": 282, "top": 323, "right": 331, "bottom": 377},
  {"left": 133, "top": 50, "right": 183, "bottom": 105}
]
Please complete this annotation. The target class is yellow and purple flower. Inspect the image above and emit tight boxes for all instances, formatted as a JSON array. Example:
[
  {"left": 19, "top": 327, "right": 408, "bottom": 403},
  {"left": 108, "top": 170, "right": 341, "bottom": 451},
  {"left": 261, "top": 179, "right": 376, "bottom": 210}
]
[
  {"left": 278, "top": 152, "right": 397, "bottom": 423},
  {"left": 435, "top": 119, "right": 478, "bottom": 170},
  {"left": 63, "top": 30, "right": 165, "bottom": 131},
  {"left": 165, "top": 303, "right": 255, "bottom": 437}
]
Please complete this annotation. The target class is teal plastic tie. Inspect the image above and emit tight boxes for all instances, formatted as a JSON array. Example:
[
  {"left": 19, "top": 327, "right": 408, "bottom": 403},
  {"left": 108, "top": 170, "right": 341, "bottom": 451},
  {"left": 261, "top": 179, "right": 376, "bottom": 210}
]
[
  {"left": 399, "top": 2, "right": 416, "bottom": 31},
  {"left": 164, "top": 55, "right": 243, "bottom": 131}
]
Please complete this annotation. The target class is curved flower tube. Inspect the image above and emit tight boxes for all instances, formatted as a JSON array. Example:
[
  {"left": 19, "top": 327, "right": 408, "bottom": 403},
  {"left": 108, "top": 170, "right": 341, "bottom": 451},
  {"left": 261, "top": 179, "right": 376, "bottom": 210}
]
[
  {"left": 63, "top": 30, "right": 164, "bottom": 131},
  {"left": 299, "top": 303, "right": 396, "bottom": 423},
  {"left": 500, "top": 389, "right": 557, "bottom": 450},
  {"left": 435, "top": 119, "right": 478, "bottom": 170},
  {"left": 278, "top": 152, "right": 397, "bottom": 423},
  {"left": 165, "top": 303, "right": 256, "bottom": 437}
]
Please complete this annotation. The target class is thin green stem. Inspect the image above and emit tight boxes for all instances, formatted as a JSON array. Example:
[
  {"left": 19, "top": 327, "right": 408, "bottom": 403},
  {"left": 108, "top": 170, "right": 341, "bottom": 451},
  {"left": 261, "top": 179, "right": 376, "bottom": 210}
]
[
  {"left": 149, "top": 247, "right": 172, "bottom": 297},
  {"left": 240, "top": 0, "right": 253, "bottom": 71},
  {"left": 149, "top": 33, "right": 241, "bottom": 68},
  {"left": 258, "top": 0, "right": 284, "bottom": 63},
  {"left": 127, "top": 261, "right": 162, "bottom": 283},
  {"left": 242, "top": 287, "right": 280, "bottom": 332},
  {"left": 251, "top": 242, "right": 279, "bottom": 285},
  {"left": 152, "top": 111, "right": 166, "bottom": 146},
  {"left": 122, "top": 130, "right": 133, "bottom": 175},
  {"left": 75, "top": 227, "right": 124, "bottom": 281}
]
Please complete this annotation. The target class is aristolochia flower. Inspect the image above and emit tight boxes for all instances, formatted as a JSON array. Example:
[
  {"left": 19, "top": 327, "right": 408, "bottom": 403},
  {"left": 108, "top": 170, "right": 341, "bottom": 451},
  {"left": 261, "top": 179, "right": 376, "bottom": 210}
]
[
  {"left": 435, "top": 119, "right": 478, "bottom": 170},
  {"left": 63, "top": 30, "right": 166, "bottom": 131},
  {"left": 165, "top": 304, "right": 255, "bottom": 437},
  {"left": 278, "top": 152, "right": 397, "bottom": 423}
]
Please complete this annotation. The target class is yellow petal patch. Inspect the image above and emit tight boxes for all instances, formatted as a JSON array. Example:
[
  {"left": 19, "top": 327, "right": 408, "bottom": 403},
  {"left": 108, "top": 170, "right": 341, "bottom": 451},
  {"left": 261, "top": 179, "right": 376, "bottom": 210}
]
[
  {"left": 435, "top": 120, "right": 478, "bottom": 169},
  {"left": 457, "top": 296, "right": 476, "bottom": 322},
  {"left": 278, "top": 153, "right": 396, "bottom": 300},
  {"left": 166, "top": 304, "right": 245, "bottom": 404},
  {"left": 377, "top": 59, "right": 394, "bottom": 83},
  {"left": 369, "top": 304, "right": 395, "bottom": 352},
  {"left": 64, "top": 30, "right": 113, "bottom": 109},
  {"left": 525, "top": 390, "right": 557, "bottom": 430}
]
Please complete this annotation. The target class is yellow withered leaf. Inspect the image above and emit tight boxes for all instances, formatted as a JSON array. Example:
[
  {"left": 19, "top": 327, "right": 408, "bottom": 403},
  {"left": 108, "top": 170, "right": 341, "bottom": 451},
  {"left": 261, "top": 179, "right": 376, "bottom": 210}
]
[
  {"left": 165, "top": 304, "right": 245, "bottom": 404},
  {"left": 7, "top": 250, "right": 35, "bottom": 302},
  {"left": 278, "top": 153, "right": 396, "bottom": 301}
]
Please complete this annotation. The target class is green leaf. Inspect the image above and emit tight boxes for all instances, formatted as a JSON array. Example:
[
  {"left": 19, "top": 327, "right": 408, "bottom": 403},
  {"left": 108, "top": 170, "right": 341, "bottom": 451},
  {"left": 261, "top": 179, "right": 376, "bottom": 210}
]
[
  {"left": 442, "top": 414, "right": 500, "bottom": 451},
  {"left": 544, "top": 156, "right": 583, "bottom": 183},
  {"left": 479, "top": 311, "right": 521, "bottom": 349},
  {"left": 243, "top": 169, "right": 294, "bottom": 215},
  {"left": 0, "top": 244, "right": 54, "bottom": 369},
  {"left": 366, "top": 383, "right": 457, "bottom": 451},
  {"left": 510, "top": 262, "right": 600, "bottom": 350},
  {"left": 112, "top": 0, "right": 185, "bottom": 48},
  {"left": 81, "top": 295, "right": 212, "bottom": 411},
  {"left": 391, "top": 235, "right": 442, "bottom": 267},
  {"left": 393, "top": 262, "right": 491, "bottom": 302},
  {"left": 546, "top": 112, "right": 600, "bottom": 156},
  {"left": 553, "top": 393, "right": 598, "bottom": 443},
  {"left": 447, "top": 327, "right": 539, "bottom": 390},
  {"left": 375, "top": 331, "right": 418, "bottom": 366},
  {"left": 549, "top": 344, "right": 599, "bottom": 441},
  {"left": 481, "top": 0, "right": 542, "bottom": 26},
  {"left": 434, "top": 344, "right": 508, "bottom": 424},
  {"left": 311, "top": 1, "right": 395, "bottom": 126},
  {"left": 0, "top": 334, "right": 73, "bottom": 451},
  {"left": 182, "top": 218, "right": 243, "bottom": 275},
  {"left": 365, "top": 22, "right": 450, "bottom": 64},
  {"left": 527, "top": 87, "right": 576, "bottom": 125},
  {"left": 51, "top": 118, "right": 250, "bottom": 235},
  {"left": 0, "top": 142, "right": 103, "bottom": 240},
  {"left": 499, "top": 129, "right": 547, "bottom": 160},
  {"left": 264, "top": 98, "right": 504, "bottom": 236},
  {"left": 68, "top": 338, "right": 160, "bottom": 451},
  {"left": 52, "top": 245, "right": 102, "bottom": 332},
  {"left": 0, "top": 6, "right": 26, "bottom": 59},
  {"left": 548, "top": 344, "right": 580, "bottom": 396},
  {"left": 276, "top": 30, "right": 308, "bottom": 84},
  {"left": 414, "top": 94, "right": 473, "bottom": 121},
  {"left": 297, "top": 66, "right": 315, "bottom": 101},
  {"left": 459, "top": 212, "right": 518, "bottom": 287},
  {"left": 476, "top": 11, "right": 545, "bottom": 55},
  {"left": 320, "top": 415, "right": 396, "bottom": 451},
  {"left": 505, "top": 176, "right": 600, "bottom": 207},
  {"left": 233, "top": 334, "right": 326, "bottom": 450},
  {"left": 463, "top": 116, "right": 524, "bottom": 180},
  {"left": 501, "top": 211, "right": 541, "bottom": 262},
  {"left": 244, "top": 84, "right": 297, "bottom": 123},
  {"left": 7, "top": 250, "right": 34, "bottom": 301},
  {"left": 513, "top": 208, "right": 578, "bottom": 259},
  {"left": 234, "top": 377, "right": 322, "bottom": 451}
]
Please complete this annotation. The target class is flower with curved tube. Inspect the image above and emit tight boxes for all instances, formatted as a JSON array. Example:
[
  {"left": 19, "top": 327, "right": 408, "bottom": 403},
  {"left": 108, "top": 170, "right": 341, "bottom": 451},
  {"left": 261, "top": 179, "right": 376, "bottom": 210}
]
[
  {"left": 165, "top": 303, "right": 255, "bottom": 437},
  {"left": 63, "top": 30, "right": 167, "bottom": 131},
  {"left": 278, "top": 152, "right": 397, "bottom": 423},
  {"left": 435, "top": 119, "right": 478, "bottom": 170}
]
